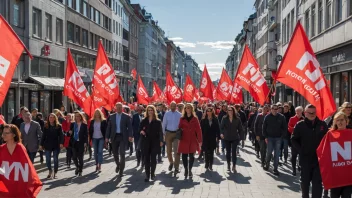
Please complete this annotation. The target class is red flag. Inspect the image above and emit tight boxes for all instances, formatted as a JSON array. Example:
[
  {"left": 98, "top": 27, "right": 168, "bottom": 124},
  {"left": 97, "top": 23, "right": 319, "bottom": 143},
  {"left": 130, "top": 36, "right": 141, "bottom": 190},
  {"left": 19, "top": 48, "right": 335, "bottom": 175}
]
[
  {"left": 275, "top": 21, "right": 336, "bottom": 119},
  {"left": 317, "top": 129, "right": 352, "bottom": 189},
  {"left": 234, "top": 45, "right": 269, "bottom": 105},
  {"left": 216, "top": 68, "right": 233, "bottom": 101},
  {"left": 194, "top": 88, "right": 200, "bottom": 100},
  {"left": 199, "top": 65, "right": 213, "bottom": 100},
  {"left": 150, "top": 81, "right": 165, "bottom": 103},
  {"left": 92, "top": 40, "right": 120, "bottom": 110},
  {"left": 0, "top": 15, "right": 33, "bottom": 106},
  {"left": 230, "top": 81, "right": 243, "bottom": 104},
  {"left": 137, "top": 75, "right": 149, "bottom": 105},
  {"left": 212, "top": 84, "right": 217, "bottom": 101},
  {"left": 63, "top": 49, "right": 92, "bottom": 116},
  {"left": 165, "top": 71, "right": 182, "bottom": 104},
  {"left": 131, "top": 68, "right": 137, "bottom": 80},
  {"left": 0, "top": 143, "right": 42, "bottom": 197},
  {"left": 183, "top": 74, "right": 197, "bottom": 102}
]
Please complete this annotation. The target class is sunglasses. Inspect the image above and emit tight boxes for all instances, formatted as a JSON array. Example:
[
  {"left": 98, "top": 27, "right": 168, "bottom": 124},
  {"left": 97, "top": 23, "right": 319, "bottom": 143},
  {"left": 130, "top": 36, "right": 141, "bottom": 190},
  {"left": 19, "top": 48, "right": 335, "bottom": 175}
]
[
  {"left": 207, "top": 110, "right": 212, "bottom": 112},
  {"left": 306, "top": 112, "right": 316, "bottom": 115},
  {"left": 272, "top": 108, "right": 278, "bottom": 110}
]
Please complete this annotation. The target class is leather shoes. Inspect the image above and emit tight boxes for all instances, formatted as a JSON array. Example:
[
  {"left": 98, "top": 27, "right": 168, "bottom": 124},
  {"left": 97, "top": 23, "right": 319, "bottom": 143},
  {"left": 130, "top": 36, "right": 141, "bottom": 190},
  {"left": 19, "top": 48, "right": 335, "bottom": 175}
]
[
  {"left": 168, "top": 163, "right": 173, "bottom": 171},
  {"left": 151, "top": 174, "right": 156, "bottom": 180},
  {"left": 115, "top": 166, "right": 120, "bottom": 174}
]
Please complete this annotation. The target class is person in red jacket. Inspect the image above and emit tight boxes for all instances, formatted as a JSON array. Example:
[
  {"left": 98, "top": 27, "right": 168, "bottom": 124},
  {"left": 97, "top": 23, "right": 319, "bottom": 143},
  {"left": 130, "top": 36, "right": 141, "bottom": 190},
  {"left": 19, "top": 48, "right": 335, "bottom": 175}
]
[
  {"left": 178, "top": 103, "right": 202, "bottom": 179},
  {"left": 317, "top": 111, "right": 352, "bottom": 198},
  {"left": 288, "top": 106, "right": 304, "bottom": 176}
]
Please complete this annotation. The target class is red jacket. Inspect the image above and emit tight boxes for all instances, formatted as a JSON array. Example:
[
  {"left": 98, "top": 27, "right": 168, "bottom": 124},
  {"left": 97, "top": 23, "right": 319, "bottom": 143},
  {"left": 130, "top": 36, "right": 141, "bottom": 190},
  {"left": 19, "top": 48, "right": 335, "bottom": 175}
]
[
  {"left": 178, "top": 116, "right": 202, "bottom": 154},
  {"left": 288, "top": 115, "right": 304, "bottom": 134}
]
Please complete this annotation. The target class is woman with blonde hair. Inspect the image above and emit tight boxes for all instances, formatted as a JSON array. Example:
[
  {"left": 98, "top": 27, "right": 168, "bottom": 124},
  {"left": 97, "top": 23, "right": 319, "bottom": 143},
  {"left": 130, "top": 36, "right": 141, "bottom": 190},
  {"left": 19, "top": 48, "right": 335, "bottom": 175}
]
[
  {"left": 69, "top": 111, "right": 88, "bottom": 176},
  {"left": 89, "top": 109, "right": 107, "bottom": 172},
  {"left": 178, "top": 103, "right": 202, "bottom": 179},
  {"left": 53, "top": 109, "right": 65, "bottom": 124},
  {"left": 317, "top": 112, "right": 352, "bottom": 198},
  {"left": 40, "top": 113, "right": 64, "bottom": 179},
  {"left": 139, "top": 105, "right": 163, "bottom": 182}
]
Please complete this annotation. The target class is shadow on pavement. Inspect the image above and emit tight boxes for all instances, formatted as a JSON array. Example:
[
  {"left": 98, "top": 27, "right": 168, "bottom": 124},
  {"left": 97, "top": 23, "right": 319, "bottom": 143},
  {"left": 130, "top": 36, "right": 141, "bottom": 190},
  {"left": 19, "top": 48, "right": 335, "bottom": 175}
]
[
  {"left": 199, "top": 170, "right": 225, "bottom": 184},
  {"left": 158, "top": 171, "right": 200, "bottom": 194},
  {"left": 266, "top": 171, "right": 301, "bottom": 192},
  {"left": 226, "top": 172, "right": 251, "bottom": 184},
  {"left": 83, "top": 176, "right": 122, "bottom": 195}
]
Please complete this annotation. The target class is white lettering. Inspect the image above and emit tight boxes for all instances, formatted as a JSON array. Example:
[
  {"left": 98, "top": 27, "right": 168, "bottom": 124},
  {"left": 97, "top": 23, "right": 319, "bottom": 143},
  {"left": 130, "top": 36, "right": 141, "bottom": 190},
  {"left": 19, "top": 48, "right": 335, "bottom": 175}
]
[
  {"left": 0, "top": 55, "right": 10, "bottom": 78},
  {"left": 331, "top": 141, "right": 351, "bottom": 162},
  {"left": 0, "top": 161, "right": 29, "bottom": 182}
]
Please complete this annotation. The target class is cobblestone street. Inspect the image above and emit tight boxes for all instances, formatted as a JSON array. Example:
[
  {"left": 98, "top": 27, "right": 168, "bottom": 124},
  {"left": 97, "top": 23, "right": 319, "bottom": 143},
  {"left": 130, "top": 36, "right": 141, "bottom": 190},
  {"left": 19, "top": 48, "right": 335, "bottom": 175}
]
[{"left": 37, "top": 141, "right": 301, "bottom": 198}]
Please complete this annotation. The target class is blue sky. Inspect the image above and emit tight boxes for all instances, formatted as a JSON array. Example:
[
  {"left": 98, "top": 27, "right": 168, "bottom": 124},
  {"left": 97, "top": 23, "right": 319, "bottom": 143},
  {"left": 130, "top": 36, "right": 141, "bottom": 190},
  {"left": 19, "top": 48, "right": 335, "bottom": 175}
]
[{"left": 131, "top": 0, "right": 255, "bottom": 80}]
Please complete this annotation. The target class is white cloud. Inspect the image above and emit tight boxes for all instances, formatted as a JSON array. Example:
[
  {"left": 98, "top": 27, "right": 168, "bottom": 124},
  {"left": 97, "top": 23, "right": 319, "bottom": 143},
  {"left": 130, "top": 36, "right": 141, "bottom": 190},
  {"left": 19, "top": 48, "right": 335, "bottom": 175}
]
[
  {"left": 168, "top": 37, "right": 183, "bottom": 41},
  {"left": 197, "top": 41, "right": 236, "bottom": 50},
  {"left": 204, "top": 63, "right": 225, "bottom": 69},
  {"left": 174, "top": 41, "right": 196, "bottom": 48},
  {"left": 186, "top": 52, "right": 212, "bottom": 55}
]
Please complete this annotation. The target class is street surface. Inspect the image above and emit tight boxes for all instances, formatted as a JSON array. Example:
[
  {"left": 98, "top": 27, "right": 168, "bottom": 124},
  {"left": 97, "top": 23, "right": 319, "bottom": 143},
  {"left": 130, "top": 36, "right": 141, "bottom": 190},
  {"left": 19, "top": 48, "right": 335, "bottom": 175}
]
[{"left": 36, "top": 141, "right": 301, "bottom": 198}]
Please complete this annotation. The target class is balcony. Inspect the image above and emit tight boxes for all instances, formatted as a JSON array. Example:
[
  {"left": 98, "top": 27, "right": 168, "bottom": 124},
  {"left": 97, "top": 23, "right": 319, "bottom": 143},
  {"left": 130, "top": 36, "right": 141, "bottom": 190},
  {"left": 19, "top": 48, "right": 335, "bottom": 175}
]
[{"left": 268, "top": 17, "right": 278, "bottom": 32}]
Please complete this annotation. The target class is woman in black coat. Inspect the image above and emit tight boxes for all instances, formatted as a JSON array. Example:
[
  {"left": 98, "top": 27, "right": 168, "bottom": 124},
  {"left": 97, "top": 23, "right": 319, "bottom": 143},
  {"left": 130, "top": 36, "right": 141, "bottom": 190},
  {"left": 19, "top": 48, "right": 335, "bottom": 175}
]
[
  {"left": 139, "top": 105, "right": 163, "bottom": 182},
  {"left": 69, "top": 111, "right": 88, "bottom": 176},
  {"left": 40, "top": 113, "right": 64, "bottom": 179},
  {"left": 200, "top": 107, "right": 220, "bottom": 171}
]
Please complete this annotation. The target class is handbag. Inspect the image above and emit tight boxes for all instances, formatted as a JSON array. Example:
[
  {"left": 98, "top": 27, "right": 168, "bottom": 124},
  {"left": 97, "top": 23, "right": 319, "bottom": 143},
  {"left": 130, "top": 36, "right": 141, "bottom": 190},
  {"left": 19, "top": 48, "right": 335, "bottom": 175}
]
[{"left": 176, "top": 128, "right": 183, "bottom": 140}]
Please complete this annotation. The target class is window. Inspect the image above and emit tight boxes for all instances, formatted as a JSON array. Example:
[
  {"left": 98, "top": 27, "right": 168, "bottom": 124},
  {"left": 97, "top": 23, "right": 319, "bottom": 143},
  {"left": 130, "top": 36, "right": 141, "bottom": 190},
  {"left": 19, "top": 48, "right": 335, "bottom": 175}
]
[
  {"left": 290, "top": 9, "right": 294, "bottom": 36},
  {"left": 305, "top": 10, "right": 310, "bottom": 38},
  {"left": 118, "top": 5, "right": 120, "bottom": 16},
  {"left": 311, "top": 4, "right": 316, "bottom": 37},
  {"left": 90, "top": 32, "right": 94, "bottom": 49},
  {"left": 326, "top": 0, "right": 332, "bottom": 29},
  {"left": 67, "top": 0, "right": 73, "bottom": 8},
  {"left": 287, "top": 13, "right": 291, "bottom": 39},
  {"left": 350, "top": 0, "right": 352, "bottom": 16},
  {"left": 282, "top": 18, "right": 286, "bottom": 43},
  {"left": 103, "top": 15, "right": 110, "bottom": 30},
  {"left": 83, "top": 0, "right": 88, "bottom": 17},
  {"left": 318, "top": 0, "right": 323, "bottom": 33},
  {"left": 90, "top": 6, "right": 94, "bottom": 21},
  {"left": 45, "top": 13, "right": 52, "bottom": 41},
  {"left": 336, "top": 0, "right": 342, "bottom": 23},
  {"left": 32, "top": 8, "right": 42, "bottom": 38},
  {"left": 56, "top": 18, "right": 63, "bottom": 44},
  {"left": 95, "top": 35, "right": 99, "bottom": 48},
  {"left": 13, "top": 1, "right": 24, "bottom": 27},
  {"left": 113, "top": 20, "right": 115, "bottom": 33},
  {"left": 75, "top": 0, "right": 81, "bottom": 12},
  {"left": 95, "top": 10, "right": 100, "bottom": 24},
  {"left": 67, "top": 22, "right": 74, "bottom": 42},
  {"left": 82, "top": 29, "right": 88, "bottom": 47},
  {"left": 75, "top": 26, "right": 81, "bottom": 44}
]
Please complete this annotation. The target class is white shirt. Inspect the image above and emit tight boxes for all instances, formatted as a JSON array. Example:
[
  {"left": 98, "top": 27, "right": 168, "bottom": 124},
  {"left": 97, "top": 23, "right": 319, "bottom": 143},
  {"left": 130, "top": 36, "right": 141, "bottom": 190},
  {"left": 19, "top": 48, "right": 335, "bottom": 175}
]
[
  {"left": 93, "top": 121, "right": 103, "bottom": 139},
  {"left": 24, "top": 123, "right": 30, "bottom": 134},
  {"left": 162, "top": 110, "right": 182, "bottom": 134}
]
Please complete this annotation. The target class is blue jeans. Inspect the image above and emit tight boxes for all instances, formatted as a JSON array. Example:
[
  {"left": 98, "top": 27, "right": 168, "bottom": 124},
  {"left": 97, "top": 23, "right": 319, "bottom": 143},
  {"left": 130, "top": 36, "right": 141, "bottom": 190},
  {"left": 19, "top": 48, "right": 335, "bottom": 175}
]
[
  {"left": 27, "top": 151, "right": 37, "bottom": 164},
  {"left": 281, "top": 139, "right": 289, "bottom": 160},
  {"left": 45, "top": 149, "right": 59, "bottom": 172},
  {"left": 265, "top": 137, "right": 281, "bottom": 170},
  {"left": 93, "top": 138, "right": 104, "bottom": 165}
]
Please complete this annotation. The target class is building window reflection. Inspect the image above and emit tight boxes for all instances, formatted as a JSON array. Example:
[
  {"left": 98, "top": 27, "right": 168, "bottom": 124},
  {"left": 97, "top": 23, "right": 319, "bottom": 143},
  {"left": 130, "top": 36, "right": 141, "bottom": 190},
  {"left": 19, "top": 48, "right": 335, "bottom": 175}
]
[
  {"left": 6, "top": 89, "right": 15, "bottom": 124},
  {"left": 40, "top": 91, "right": 51, "bottom": 119},
  {"left": 30, "top": 91, "right": 39, "bottom": 111}
]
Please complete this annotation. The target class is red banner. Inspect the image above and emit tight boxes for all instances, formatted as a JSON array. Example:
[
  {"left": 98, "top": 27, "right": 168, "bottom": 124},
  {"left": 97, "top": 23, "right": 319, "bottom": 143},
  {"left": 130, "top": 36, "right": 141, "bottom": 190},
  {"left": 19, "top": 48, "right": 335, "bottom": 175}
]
[
  {"left": 199, "top": 65, "right": 213, "bottom": 100},
  {"left": 234, "top": 45, "right": 269, "bottom": 105},
  {"left": 317, "top": 129, "right": 352, "bottom": 189},
  {"left": 216, "top": 68, "right": 233, "bottom": 101},
  {"left": 131, "top": 68, "right": 137, "bottom": 80},
  {"left": 150, "top": 81, "right": 166, "bottom": 103},
  {"left": 137, "top": 75, "right": 150, "bottom": 105},
  {"left": 275, "top": 21, "right": 335, "bottom": 120},
  {"left": 183, "top": 74, "right": 197, "bottom": 102},
  {"left": 92, "top": 41, "right": 120, "bottom": 111},
  {"left": 63, "top": 49, "right": 92, "bottom": 116},
  {"left": 0, "top": 15, "right": 33, "bottom": 106},
  {"left": 230, "top": 81, "right": 243, "bottom": 104},
  {"left": 0, "top": 143, "right": 42, "bottom": 197},
  {"left": 165, "top": 71, "right": 182, "bottom": 104}
]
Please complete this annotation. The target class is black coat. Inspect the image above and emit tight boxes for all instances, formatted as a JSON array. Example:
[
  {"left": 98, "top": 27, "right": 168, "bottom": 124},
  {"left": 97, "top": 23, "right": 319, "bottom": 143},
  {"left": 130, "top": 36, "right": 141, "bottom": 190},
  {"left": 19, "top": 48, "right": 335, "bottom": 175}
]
[
  {"left": 138, "top": 118, "right": 163, "bottom": 155},
  {"left": 70, "top": 123, "right": 88, "bottom": 152},
  {"left": 40, "top": 125, "right": 64, "bottom": 151},
  {"left": 200, "top": 118, "right": 220, "bottom": 151},
  {"left": 291, "top": 117, "right": 328, "bottom": 165},
  {"left": 89, "top": 120, "right": 107, "bottom": 140}
]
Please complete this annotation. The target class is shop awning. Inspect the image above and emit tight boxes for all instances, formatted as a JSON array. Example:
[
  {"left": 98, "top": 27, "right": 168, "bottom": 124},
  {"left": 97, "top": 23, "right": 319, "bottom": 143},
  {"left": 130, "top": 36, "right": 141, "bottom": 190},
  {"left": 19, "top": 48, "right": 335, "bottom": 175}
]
[
  {"left": 10, "top": 82, "right": 40, "bottom": 90},
  {"left": 29, "top": 76, "right": 65, "bottom": 90}
]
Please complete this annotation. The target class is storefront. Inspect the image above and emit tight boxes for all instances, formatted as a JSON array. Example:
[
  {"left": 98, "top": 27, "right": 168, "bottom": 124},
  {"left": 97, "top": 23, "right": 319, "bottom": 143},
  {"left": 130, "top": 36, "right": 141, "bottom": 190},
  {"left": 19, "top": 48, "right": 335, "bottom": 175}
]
[{"left": 317, "top": 43, "right": 352, "bottom": 107}]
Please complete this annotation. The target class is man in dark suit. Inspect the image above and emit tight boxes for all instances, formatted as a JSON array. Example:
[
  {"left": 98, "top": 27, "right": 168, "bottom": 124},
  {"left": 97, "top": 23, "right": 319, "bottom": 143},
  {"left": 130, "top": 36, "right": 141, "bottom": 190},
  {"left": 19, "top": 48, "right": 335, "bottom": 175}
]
[
  {"left": 106, "top": 102, "right": 133, "bottom": 177},
  {"left": 20, "top": 111, "right": 42, "bottom": 163},
  {"left": 132, "top": 105, "right": 144, "bottom": 167}
]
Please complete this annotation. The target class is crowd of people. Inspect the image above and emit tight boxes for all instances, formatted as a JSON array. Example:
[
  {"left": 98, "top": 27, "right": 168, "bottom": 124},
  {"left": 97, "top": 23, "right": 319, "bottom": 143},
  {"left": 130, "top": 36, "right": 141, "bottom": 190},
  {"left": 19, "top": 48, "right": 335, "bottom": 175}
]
[{"left": 0, "top": 100, "right": 352, "bottom": 198}]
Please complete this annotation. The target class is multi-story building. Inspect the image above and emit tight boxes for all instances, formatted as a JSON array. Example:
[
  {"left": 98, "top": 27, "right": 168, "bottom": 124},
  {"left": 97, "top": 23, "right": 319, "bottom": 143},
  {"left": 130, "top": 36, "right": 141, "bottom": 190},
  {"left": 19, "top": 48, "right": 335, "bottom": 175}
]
[
  {"left": 131, "top": 5, "right": 165, "bottom": 94},
  {"left": 1, "top": 0, "right": 67, "bottom": 122},
  {"left": 185, "top": 55, "right": 201, "bottom": 87},
  {"left": 225, "top": 44, "right": 240, "bottom": 79},
  {"left": 165, "top": 39, "right": 177, "bottom": 83},
  {"left": 273, "top": 0, "right": 352, "bottom": 107},
  {"left": 176, "top": 47, "right": 186, "bottom": 88}
]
